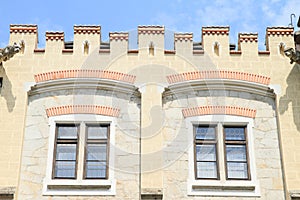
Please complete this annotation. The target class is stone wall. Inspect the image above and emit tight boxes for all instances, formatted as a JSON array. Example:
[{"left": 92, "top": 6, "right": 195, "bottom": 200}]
[
  {"left": 161, "top": 88, "right": 285, "bottom": 199},
  {"left": 16, "top": 87, "right": 141, "bottom": 199}
]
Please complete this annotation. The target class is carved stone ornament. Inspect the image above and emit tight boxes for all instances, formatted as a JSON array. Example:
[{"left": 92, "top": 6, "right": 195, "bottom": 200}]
[{"left": 0, "top": 43, "right": 21, "bottom": 64}]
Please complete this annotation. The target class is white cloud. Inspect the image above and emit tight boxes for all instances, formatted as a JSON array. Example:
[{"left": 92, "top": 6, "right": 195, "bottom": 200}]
[
  {"left": 274, "top": 0, "right": 300, "bottom": 27},
  {"left": 149, "top": 0, "right": 300, "bottom": 49}
]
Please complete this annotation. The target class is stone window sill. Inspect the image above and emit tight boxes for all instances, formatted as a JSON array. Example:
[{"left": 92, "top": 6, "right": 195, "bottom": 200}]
[
  {"left": 188, "top": 180, "right": 260, "bottom": 197},
  {"left": 43, "top": 179, "right": 116, "bottom": 196}
]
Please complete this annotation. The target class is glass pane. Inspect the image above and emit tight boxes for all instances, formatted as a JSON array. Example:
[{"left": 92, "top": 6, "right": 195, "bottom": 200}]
[
  {"left": 195, "top": 126, "right": 216, "bottom": 140},
  {"left": 54, "top": 161, "right": 76, "bottom": 178},
  {"left": 87, "top": 126, "right": 108, "bottom": 139},
  {"left": 227, "top": 162, "right": 248, "bottom": 179},
  {"left": 56, "top": 144, "right": 77, "bottom": 160},
  {"left": 226, "top": 145, "right": 247, "bottom": 162},
  {"left": 85, "top": 161, "right": 107, "bottom": 178},
  {"left": 225, "top": 127, "right": 245, "bottom": 141},
  {"left": 57, "top": 125, "right": 78, "bottom": 139},
  {"left": 196, "top": 145, "right": 216, "bottom": 161},
  {"left": 86, "top": 144, "right": 107, "bottom": 161},
  {"left": 197, "top": 162, "right": 217, "bottom": 179}
]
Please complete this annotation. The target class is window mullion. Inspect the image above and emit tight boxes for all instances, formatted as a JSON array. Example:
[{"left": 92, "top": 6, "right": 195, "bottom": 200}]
[
  {"left": 217, "top": 123, "right": 225, "bottom": 181},
  {"left": 77, "top": 122, "right": 85, "bottom": 180}
]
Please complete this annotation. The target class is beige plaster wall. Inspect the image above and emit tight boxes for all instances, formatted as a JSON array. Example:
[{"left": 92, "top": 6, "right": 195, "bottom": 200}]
[{"left": 0, "top": 25, "right": 298, "bottom": 199}]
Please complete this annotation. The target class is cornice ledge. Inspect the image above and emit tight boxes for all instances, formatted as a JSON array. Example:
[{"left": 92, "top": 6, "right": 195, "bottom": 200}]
[
  {"left": 163, "top": 79, "right": 275, "bottom": 98},
  {"left": 28, "top": 78, "right": 139, "bottom": 96}
]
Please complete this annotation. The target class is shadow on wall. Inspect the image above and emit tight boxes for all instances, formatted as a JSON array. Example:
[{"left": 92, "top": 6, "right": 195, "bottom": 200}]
[
  {"left": 279, "top": 64, "right": 300, "bottom": 131},
  {"left": 0, "top": 64, "right": 16, "bottom": 112}
]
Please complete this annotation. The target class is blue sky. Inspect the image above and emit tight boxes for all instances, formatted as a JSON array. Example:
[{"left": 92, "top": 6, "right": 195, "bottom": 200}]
[{"left": 0, "top": 0, "right": 299, "bottom": 50}]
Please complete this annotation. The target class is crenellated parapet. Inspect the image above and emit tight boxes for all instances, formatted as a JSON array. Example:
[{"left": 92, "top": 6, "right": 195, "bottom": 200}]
[
  {"left": 10, "top": 24, "right": 37, "bottom": 34},
  {"left": 267, "top": 27, "right": 294, "bottom": 36},
  {"left": 237, "top": 33, "right": 258, "bottom": 55},
  {"left": 174, "top": 33, "right": 193, "bottom": 55},
  {"left": 108, "top": 32, "right": 129, "bottom": 55},
  {"left": 138, "top": 25, "right": 164, "bottom": 35},
  {"left": 9, "top": 25, "right": 38, "bottom": 54},
  {"left": 174, "top": 33, "right": 193, "bottom": 42},
  {"left": 138, "top": 25, "right": 165, "bottom": 55},
  {"left": 202, "top": 26, "right": 230, "bottom": 56},
  {"left": 5, "top": 24, "right": 295, "bottom": 58},
  {"left": 202, "top": 26, "right": 229, "bottom": 36},
  {"left": 74, "top": 25, "right": 100, "bottom": 34},
  {"left": 73, "top": 25, "right": 101, "bottom": 54},
  {"left": 45, "top": 32, "right": 64, "bottom": 41},
  {"left": 265, "top": 27, "right": 294, "bottom": 54},
  {"left": 109, "top": 32, "right": 129, "bottom": 41},
  {"left": 239, "top": 33, "right": 258, "bottom": 43},
  {"left": 44, "top": 32, "right": 65, "bottom": 54}
]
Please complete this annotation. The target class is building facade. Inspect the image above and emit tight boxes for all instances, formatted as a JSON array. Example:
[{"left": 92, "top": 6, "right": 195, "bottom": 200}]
[{"left": 0, "top": 24, "right": 299, "bottom": 199}]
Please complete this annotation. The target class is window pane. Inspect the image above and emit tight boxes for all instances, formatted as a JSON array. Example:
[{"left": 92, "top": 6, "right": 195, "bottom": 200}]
[
  {"left": 57, "top": 125, "right": 78, "bottom": 139},
  {"left": 56, "top": 144, "right": 77, "bottom": 160},
  {"left": 195, "top": 127, "right": 216, "bottom": 140},
  {"left": 197, "top": 162, "right": 217, "bottom": 179},
  {"left": 226, "top": 145, "right": 247, "bottom": 162},
  {"left": 86, "top": 144, "right": 107, "bottom": 161},
  {"left": 196, "top": 145, "right": 216, "bottom": 161},
  {"left": 225, "top": 127, "right": 245, "bottom": 141},
  {"left": 87, "top": 126, "right": 108, "bottom": 139},
  {"left": 86, "top": 161, "right": 106, "bottom": 178},
  {"left": 54, "top": 161, "right": 76, "bottom": 178},
  {"left": 227, "top": 162, "right": 248, "bottom": 179}
]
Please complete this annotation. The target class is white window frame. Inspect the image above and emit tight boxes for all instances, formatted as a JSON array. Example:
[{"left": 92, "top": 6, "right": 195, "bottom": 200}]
[
  {"left": 43, "top": 114, "right": 116, "bottom": 196},
  {"left": 186, "top": 115, "right": 260, "bottom": 197}
]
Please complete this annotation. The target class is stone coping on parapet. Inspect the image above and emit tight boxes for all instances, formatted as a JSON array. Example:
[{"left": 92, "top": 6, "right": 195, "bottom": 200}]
[
  {"left": 138, "top": 25, "right": 164, "bottom": 34},
  {"left": 267, "top": 27, "right": 294, "bottom": 36},
  {"left": 109, "top": 32, "right": 129, "bottom": 41},
  {"left": 202, "top": 26, "right": 230, "bottom": 35},
  {"left": 45, "top": 32, "right": 64, "bottom": 41},
  {"left": 10, "top": 24, "right": 37, "bottom": 33},
  {"left": 239, "top": 33, "right": 258, "bottom": 43},
  {"left": 74, "top": 25, "right": 101, "bottom": 34},
  {"left": 174, "top": 33, "right": 193, "bottom": 41}
]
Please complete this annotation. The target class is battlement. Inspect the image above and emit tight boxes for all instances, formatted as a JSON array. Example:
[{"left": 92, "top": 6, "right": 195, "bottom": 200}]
[
  {"left": 202, "top": 26, "right": 229, "bottom": 35},
  {"left": 45, "top": 32, "right": 64, "bottom": 41},
  {"left": 74, "top": 25, "right": 100, "bottom": 34},
  {"left": 10, "top": 24, "right": 38, "bottom": 34},
  {"left": 7, "top": 24, "right": 294, "bottom": 58},
  {"left": 138, "top": 25, "right": 164, "bottom": 35}
]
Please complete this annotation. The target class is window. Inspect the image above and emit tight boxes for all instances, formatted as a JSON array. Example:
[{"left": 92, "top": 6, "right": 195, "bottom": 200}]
[
  {"left": 44, "top": 114, "right": 115, "bottom": 196},
  {"left": 53, "top": 124, "right": 79, "bottom": 179},
  {"left": 187, "top": 115, "right": 259, "bottom": 197},
  {"left": 52, "top": 123, "right": 109, "bottom": 180},
  {"left": 84, "top": 124, "right": 109, "bottom": 179},
  {"left": 194, "top": 126, "right": 218, "bottom": 179},
  {"left": 224, "top": 126, "right": 249, "bottom": 180},
  {"left": 194, "top": 125, "right": 249, "bottom": 180}
]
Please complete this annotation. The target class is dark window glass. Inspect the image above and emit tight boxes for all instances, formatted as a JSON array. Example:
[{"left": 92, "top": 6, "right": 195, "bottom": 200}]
[{"left": 53, "top": 124, "right": 79, "bottom": 179}]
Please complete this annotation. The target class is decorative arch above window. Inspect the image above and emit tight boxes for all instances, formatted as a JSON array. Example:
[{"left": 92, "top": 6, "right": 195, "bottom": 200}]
[
  {"left": 46, "top": 105, "right": 120, "bottom": 117},
  {"left": 182, "top": 106, "right": 256, "bottom": 119}
]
